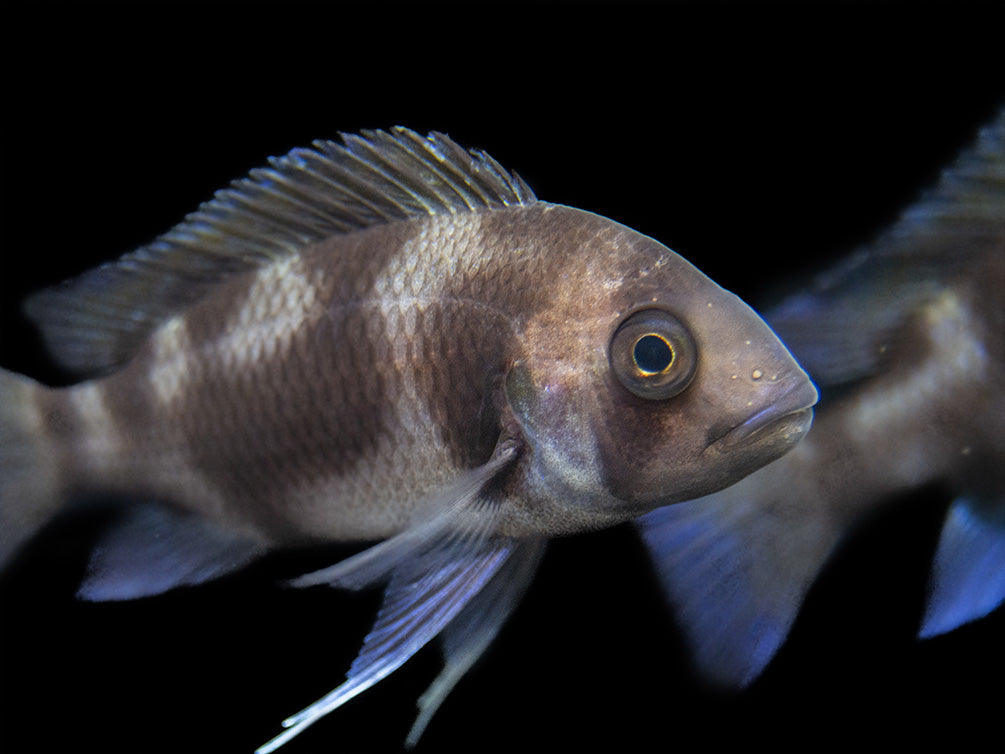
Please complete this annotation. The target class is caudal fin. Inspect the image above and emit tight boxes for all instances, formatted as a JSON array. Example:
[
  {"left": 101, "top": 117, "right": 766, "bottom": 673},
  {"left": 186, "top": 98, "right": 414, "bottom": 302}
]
[{"left": 0, "top": 369, "right": 63, "bottom": 571}]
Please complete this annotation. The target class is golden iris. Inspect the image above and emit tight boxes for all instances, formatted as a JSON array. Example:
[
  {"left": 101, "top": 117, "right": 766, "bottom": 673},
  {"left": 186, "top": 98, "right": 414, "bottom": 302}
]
[
  {"left": 610, "top": 309, "right": 697, "bottom": 399},
  {"left": 632, "top": 333, "right": 675, "bottom": 375}
]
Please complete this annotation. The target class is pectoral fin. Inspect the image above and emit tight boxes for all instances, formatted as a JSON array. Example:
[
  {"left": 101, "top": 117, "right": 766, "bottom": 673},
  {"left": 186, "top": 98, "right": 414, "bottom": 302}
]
[
  {"left": 920, "top": 495, "right": 1005, "bottom": 638},
  {"left": 287, "top": 443, "right": 517, "bottom": 591},
  {"left": 406, "top": 537, "right": 545, "bottom": 747},
  {"left": 258, "top": 443, "right": 525, "bottom": 753},
  {"left": 259, "top": 536, "right": 522, "bottom": 753}
]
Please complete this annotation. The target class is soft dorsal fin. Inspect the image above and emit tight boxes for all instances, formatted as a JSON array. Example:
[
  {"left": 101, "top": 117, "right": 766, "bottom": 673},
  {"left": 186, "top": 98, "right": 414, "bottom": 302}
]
[{"left": 25, "top": 128, "right": 537, "bottom": 377}]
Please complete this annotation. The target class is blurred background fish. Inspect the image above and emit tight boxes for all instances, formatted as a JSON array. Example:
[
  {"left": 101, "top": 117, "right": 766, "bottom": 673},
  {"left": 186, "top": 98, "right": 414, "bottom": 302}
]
[
  {"left": 638, "top": 110, "right": 1005, "bottom": 687},
  {"left": 2, "top": 4, "right": 1003, "bottom": 754}
]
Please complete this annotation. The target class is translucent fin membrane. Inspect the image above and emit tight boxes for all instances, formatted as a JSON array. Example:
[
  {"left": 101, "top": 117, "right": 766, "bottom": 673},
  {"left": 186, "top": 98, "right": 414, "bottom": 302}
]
[
  {"left": 257, "top": 536, "right": 517, "bottom": 753},
  {"left": 25, "top": 128, "right": 536, "bottom": 377}
]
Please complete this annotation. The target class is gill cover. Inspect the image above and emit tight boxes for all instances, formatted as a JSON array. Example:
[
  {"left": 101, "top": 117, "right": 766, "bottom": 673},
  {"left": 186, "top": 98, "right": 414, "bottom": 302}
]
[{"left": 504, "top": 363, "right": 606, "bottom": 501}]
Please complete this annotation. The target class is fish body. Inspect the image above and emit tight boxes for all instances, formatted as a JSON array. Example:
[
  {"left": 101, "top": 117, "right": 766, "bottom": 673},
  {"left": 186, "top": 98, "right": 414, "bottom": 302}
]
[
  {"left": 638, "top": 111, "right": 1005, "bottom": 685},
  {"left": 0, "top": 129, "right": 816, "bottom": 748}
]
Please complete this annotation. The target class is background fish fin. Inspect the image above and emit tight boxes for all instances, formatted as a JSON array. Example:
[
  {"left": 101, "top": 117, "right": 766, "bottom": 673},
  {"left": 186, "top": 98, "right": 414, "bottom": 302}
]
[
  {"left": 919, "top": 495, "right": 1005, "bottom": 638},
  {"left": 25, "top": 128, "right": 536, "bottom": 378},
  {"left": 77, "top": 504, "right": 266, "bottom": 601},
  {"left": 636, "top": 473, "right": 843, "bottom": 687},
  {"left": 765, "top": 285, "right": 918, "bottom": 388},
  {"left": 765, "top": 109, "right": 1005, "bottom": 389},
  {"left": 406, "top": 537, "right": 546, "bottom": 747},
  {"left": 258, "top": 529, "right": 518, "bottom": 753},
  {"left": 0, "top": 370, "right": 63, "bottom": 571}
]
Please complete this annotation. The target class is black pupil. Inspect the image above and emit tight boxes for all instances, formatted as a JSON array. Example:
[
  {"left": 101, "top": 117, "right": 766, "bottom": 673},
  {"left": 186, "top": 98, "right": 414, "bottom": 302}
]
[{"left": 634, "top": 334, "right": 674, "bottom": 374}]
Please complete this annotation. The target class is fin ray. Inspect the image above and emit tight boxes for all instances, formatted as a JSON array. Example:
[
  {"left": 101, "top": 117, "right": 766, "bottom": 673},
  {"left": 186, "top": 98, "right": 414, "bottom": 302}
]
[
  {"left": 920, "top": 496, "right": 1005, "bottom": 638},
  {"left": 258, "top": 527, "right": 517, "bottom": 754},
  {"left": 25, "top": 128, "right": 536, "bottom": 377},
  {"left": 637, "top": 472, "right": 843, "bottom": 687},
  {"left": 406, "top": 537, "right": 546, "bottom": 747},
  {"left": 258, "top": 440, "right": 521, "bottom": 752}
]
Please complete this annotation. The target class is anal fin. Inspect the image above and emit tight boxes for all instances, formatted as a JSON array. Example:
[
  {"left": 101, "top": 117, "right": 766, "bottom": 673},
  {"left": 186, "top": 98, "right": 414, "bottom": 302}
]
[{"left": 77, "top": 504, "right": 266, "bottom": 601}]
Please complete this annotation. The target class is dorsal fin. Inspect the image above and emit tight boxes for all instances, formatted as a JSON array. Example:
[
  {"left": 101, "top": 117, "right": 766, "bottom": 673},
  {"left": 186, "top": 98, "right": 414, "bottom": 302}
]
[
  {"left": 24, "top": 128, "right": 537, "bottom": 377},
  {"left": 766, "top": 110, "right": 1005, "bottom": 387}
]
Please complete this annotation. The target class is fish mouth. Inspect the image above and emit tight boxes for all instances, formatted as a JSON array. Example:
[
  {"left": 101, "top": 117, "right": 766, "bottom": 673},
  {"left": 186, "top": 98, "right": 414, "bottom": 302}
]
[{"left": 708, "top": 377, "right": 819, "bottom": 450}]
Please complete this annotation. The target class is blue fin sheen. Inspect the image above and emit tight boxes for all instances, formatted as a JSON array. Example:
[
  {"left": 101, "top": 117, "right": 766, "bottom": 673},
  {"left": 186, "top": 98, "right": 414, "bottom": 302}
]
[
  {"left": 77, "top": 505, "right": 266, "bottom": 601},
  {"left": 259, "top": 444, "right": 524, "bottom": 752},
  {"left": 406, "top": 537, "right": 545, "bottom": 747},
  {"left": 636, "top": 472, "right": 842, "bottom": 687},
  {"left": 920, "top": 496, "right": 1005, "bottom": 638},
  {"left": 258, "top": 533, "right": 519, "bottom": 753}
]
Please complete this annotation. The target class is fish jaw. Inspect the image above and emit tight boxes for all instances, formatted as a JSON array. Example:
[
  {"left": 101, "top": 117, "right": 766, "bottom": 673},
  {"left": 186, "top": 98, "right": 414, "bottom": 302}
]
[
  {"left": 684, "top": 368, "right": 818, "bottom": 504},
  {"left": 706, "top": 374, "right": 818, "bottom": 452}
]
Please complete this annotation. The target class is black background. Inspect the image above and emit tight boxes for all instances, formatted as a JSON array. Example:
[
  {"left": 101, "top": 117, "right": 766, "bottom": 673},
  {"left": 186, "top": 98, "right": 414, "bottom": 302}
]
[{"left": 2, "top": 4, "right": 1003, "bottom": 753}]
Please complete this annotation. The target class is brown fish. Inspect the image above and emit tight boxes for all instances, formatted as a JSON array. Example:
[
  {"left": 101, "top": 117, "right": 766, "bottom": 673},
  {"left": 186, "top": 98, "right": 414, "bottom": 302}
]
[
  {"left": 638, "top": 111, "right": 1005, "bottom": 687},
  {"left": 0, "top": 128, "right": 817, "bottom": 749}
]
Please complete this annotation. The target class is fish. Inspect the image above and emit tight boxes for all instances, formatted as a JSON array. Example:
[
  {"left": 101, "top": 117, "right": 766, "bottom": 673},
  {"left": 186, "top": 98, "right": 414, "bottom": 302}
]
[
  {"left": 0, "top": 128, "right": 818, "bottom": 750},
  {"left": 637, "top": 110, "right": 1005, "bottom": 687}
]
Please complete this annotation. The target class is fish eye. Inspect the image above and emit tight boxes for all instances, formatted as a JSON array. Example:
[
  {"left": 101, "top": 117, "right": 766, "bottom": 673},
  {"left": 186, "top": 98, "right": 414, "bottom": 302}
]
[
  {"left": 610, "top": 309, "right": 697, "bottom": 400},
  {"left": 633, "top": 334, "right": 675, "bottom": 374}
]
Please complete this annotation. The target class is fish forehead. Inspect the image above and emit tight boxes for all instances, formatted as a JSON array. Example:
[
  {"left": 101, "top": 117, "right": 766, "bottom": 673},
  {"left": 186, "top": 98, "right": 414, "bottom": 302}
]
[
  {"left": 509, "top": 205, "right": 781, "bottom": 379},
  {"left": 482, "top": 205, "right": 714, "bottom": 338}
]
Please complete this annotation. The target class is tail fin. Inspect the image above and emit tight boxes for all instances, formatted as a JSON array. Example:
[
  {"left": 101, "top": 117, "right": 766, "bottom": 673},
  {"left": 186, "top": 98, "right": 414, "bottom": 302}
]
[{"left": 0, "top": 369, "right": 63, "bottom": 571}]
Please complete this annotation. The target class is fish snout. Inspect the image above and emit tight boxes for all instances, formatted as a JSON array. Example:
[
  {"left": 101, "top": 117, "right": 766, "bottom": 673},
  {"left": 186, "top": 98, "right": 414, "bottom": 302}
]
[{"left": 706, "top": 370, "right": 818, "bottom": 451}]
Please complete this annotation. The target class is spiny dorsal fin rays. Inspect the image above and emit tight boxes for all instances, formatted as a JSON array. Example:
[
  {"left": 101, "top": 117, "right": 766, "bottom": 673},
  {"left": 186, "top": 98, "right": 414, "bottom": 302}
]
[
  {"left": 816, "top": 110, "right": 1005, "bottom": 286},
  {"left": 891, "top": 112, "right": 1005, "bottom": 243},
  {"left": 25, "top": 128, "right": 537, "bottom": 378}
]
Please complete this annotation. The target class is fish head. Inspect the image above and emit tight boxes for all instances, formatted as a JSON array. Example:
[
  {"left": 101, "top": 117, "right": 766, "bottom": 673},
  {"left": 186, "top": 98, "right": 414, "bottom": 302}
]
[{"left": 502, "top": 205, "right": 818, "bottom": 531}]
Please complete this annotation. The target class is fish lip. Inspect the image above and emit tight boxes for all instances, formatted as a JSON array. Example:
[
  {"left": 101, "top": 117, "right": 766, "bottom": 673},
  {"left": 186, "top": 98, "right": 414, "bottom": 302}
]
[{"left": 710, "top": 377, "right": 819, "bottom": 449}]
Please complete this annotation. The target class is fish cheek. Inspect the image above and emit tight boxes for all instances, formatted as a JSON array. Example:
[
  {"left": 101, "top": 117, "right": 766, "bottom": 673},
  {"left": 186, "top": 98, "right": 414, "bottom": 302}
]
[{"left": 591, "top": 380, "right": 713, "bottom": 508}]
